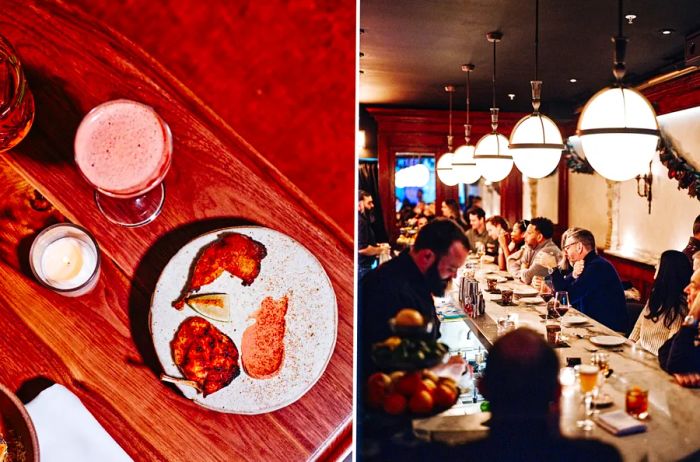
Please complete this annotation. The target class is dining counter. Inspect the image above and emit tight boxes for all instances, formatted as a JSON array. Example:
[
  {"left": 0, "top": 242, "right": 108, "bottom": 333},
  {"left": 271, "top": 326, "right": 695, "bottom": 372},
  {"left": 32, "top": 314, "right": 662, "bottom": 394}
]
[
  {"left": 425, "top": 264, "right": 700, "bottom": 462},
  {"left": 0, "top": 1, "right": 352, "bottom": 460}
]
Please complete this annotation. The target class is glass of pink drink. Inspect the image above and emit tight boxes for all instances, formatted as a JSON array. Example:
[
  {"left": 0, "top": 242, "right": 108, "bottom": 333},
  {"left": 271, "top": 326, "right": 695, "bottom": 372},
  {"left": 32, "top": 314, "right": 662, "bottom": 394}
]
[{"left": 74, "top": 99, "right": 172, "bottom": 227}]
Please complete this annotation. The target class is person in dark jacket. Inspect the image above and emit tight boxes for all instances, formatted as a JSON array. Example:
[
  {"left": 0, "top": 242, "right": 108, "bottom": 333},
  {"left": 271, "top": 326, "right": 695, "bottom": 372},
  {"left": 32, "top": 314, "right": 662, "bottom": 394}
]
[
  {"left": 658, "top": 269, "right": 700, "bottom": 381},
  {"left": 682, "top": 214, "right": 700, "bottom": 262},
  {"left": 544, "top": 227, "right": 627, "bottom": 332}
]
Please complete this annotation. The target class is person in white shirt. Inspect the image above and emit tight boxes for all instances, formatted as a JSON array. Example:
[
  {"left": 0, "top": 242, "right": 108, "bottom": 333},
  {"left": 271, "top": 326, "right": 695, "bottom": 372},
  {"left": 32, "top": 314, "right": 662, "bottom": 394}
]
[{"left": 629, "top": 250, "right": 693, "bottom": 355}]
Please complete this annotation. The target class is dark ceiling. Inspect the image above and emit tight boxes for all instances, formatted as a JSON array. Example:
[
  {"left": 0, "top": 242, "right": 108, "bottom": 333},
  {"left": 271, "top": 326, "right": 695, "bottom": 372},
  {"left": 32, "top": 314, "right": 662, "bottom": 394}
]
[{"left": 359, "top": 0, "right": 700, "bottom": 121}]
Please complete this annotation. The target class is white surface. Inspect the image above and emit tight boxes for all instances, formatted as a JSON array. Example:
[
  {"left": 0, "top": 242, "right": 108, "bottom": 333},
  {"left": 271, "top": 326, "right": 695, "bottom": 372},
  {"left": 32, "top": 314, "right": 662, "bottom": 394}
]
[
  {"left": 150, "top": 227, "right": 337, "bottom": 414},
  {"left": 564, "top": 315, "right": 588, "bottom": 325},
  {"left": 25, "top": 384, "right": 132, "bottom": 462},
  {"left": 590, "top": 335, "right": 626, "bottom": 347}
]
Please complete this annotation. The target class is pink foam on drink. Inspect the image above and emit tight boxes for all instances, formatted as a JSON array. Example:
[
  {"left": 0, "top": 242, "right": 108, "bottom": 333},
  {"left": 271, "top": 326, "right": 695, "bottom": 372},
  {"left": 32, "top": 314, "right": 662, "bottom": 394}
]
[{"left": 75, "top": 100, "right": 171, "bottom": 196}]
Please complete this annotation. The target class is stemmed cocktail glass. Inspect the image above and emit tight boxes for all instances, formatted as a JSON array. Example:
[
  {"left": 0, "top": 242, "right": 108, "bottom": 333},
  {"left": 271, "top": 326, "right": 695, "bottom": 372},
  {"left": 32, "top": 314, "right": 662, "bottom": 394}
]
[{"left": 75, "top": 99, "right": 173, "bottom": 227}]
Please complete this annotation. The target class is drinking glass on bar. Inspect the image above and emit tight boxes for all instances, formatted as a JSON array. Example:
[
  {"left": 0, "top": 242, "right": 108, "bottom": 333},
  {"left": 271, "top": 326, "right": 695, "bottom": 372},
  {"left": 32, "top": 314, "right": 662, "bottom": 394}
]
[
  {"left": 576, "top": 364, "right": 600, "bottom": 431},
  {"left": 591, "top": 352, "right": 610, "bottom": 403},
  {"left": 74, "top": 99, "right": 173, "bottom": 227},
  {"left": 625, "top": 386, "right": 649, "bottom": 420},
  {"left": 554, "top": 291, "right": 570, "bottom": 341},
  {"left": 0, "top": 33, "right": 34, "bottom": 152}
]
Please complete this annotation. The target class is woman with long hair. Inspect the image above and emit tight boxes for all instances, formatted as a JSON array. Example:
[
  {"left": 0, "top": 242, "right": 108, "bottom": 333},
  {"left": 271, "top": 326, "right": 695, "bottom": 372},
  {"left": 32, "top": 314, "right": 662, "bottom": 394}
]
[
  {"left": 629, "top": 250, "right": 693, "bottom": 355},
  {"left": 441, "top": 198, "right": 468, "bottom": 231}
]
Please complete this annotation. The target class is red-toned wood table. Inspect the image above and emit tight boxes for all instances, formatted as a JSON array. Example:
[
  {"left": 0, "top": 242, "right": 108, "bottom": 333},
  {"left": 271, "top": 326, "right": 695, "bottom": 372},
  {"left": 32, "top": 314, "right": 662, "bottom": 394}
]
[{"left": 0, "top": 1, "right": 352, "bottom": 460}]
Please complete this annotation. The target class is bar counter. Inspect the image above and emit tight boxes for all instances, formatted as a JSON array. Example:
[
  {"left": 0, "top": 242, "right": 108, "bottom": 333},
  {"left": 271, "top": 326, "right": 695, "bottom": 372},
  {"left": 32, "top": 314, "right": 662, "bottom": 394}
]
[{"left": 425, "top": 264, "right": 700, "bottom": 462}]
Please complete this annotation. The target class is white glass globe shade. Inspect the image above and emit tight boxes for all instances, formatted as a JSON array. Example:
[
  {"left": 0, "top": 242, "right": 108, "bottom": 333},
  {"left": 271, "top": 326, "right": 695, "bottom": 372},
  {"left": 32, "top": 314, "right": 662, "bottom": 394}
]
[
  {"left": 452, "top": 144, "right": 481, "bottom": 184},
  {"left": 578, "top": 87, "right": 659, "bottom": 182},
  {"left": 436, "top": 152, "right": 459, "bottom": 186},
  {"left": 474, "top": 133, "right": 513, "bottom": 182},
  {"left": 395, "top": 164, "right": 430, "bottom": 188},
  {"left": 510, "top": 113, "right": 564, "bottom": 179}
]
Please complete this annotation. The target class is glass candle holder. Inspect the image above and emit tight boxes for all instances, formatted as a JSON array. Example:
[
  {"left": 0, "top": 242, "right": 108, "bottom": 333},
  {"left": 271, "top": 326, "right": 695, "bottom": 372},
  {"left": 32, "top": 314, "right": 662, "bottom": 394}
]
[{"left": 29, "top": 224, "right": 101, "bottom": 297}]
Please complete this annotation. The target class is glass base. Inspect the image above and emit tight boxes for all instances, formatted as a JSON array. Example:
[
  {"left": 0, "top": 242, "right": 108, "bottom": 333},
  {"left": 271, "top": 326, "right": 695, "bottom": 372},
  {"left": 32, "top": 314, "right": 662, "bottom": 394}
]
[
  {"left": 95, "top": 183, "right": 165, "bottom": 227},
  {"left": 576, "top": 418, "right": 594, "bottom": 431}
]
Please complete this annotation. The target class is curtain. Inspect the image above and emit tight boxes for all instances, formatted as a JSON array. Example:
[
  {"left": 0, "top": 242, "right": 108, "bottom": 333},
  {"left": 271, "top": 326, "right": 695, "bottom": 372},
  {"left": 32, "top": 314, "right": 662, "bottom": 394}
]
[{"left": 359, "top": 160, "right": 389, "bottom": 242}]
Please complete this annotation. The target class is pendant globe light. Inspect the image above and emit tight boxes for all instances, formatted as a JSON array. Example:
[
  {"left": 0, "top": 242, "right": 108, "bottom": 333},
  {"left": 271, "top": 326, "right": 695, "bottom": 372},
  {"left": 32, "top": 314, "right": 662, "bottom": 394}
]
[
  {"left": 474, "top": 32, "right": 513, "bottom": 183},
  {"left": 437, "top": 85, "right": 459, "bottom": 186},
  {"left": 576, "top": 0, "right": 660, "bottom": 182},
  {"left": 509, "top": 0, "right": 564, "bottom": 179},
  {"left": 452, "top": 64, "right": 482, "bottom": 185}
]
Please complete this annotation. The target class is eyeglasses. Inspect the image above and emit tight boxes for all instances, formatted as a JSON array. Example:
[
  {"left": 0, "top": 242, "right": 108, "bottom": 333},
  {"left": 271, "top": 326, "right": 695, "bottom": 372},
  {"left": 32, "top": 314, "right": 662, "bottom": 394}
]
[{"left": 563, "top": 241, "right": 579, "bottom": 251}]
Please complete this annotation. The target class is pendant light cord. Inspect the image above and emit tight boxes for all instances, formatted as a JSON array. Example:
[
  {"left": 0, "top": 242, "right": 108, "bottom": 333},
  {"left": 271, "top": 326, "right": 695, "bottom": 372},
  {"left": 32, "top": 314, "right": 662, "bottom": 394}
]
[
  {"left": 535, "top": 0, "right": 539, "bottom": 81},
  {"left": 492, "top": 40, "right": 496, "bottom": 109},
  {"left": 466, "top": 71, "right": 471, "bottom": 127}
]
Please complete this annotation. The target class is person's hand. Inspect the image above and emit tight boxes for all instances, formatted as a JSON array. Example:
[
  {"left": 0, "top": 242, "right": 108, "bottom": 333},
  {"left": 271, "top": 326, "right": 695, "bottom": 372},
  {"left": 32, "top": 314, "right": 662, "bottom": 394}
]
[
  {"left": 573, "top": 260, "right": 585, "bottom": 278},
  {"left": 673, "top": 373, "right": 700, "bottom": 388},
  {"left": 688, "top": 297, "right": 700, "bottom": 318},
  {"left": 531, "top": 275, "right": 544, "bottom": 291},
  {"left": 535, "top": 252, "right": 558, "bottom": 270},
  {"left": 497, "top": 230, "right": 508, "bottom": 249}
]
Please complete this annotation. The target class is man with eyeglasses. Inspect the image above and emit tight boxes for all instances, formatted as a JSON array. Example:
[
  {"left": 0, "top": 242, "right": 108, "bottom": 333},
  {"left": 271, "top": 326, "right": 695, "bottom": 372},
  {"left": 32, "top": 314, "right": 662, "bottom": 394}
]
[{"left": 538, "top": 227, "right": 627, "bottom": 332}]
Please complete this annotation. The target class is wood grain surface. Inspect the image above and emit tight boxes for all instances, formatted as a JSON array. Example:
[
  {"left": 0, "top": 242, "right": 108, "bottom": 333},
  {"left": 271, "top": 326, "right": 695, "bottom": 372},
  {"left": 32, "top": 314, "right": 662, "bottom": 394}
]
[
  {"left": 0, "top": 1, "right": 353, "bottom": 460},
  {"left": 71, "top": 0, "right": 356, "bottom": 233}
]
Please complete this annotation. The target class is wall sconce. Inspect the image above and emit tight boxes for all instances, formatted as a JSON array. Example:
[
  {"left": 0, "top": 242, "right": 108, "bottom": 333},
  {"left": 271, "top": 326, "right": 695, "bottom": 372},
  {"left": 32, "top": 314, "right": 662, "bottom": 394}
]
[{"left": 635, "top": 161, "right": 653, "bottom": 214}]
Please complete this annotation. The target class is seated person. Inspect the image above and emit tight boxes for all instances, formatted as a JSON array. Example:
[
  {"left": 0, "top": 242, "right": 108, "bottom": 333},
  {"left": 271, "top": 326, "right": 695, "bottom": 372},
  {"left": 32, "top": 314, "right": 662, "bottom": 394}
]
[
  {"left": 434, "top": 329, "right": 621, "bottom": 461},
  {"left": 629, "top": 250, "right": 692, "bottom": 355},
  {"left": 464, "top": 207, "right": 494, "bottom": 254},
  {"left": 441, "top": 198, "right": 468, "bottom": 231},
  {"left": 540, "top": 228, "right": 627, "bottom": 332},
  {"left": 658, "top": 269, "right": 700, "bottom": 377},
  {"left": 508, "top": 219, "right": 528, "bottom": 255},
  {"left": 485, "top": 216, "right": 510, "bottom": 271},
  {"left": 507, "top": 217, "right": 561, "bottom": 285}
]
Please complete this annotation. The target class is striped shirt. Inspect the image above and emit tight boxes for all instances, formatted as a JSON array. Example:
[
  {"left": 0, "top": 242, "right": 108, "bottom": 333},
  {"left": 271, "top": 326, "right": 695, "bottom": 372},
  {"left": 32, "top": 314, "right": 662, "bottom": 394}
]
[{"left": 629, "top": 302, "right": 686, "bottom": 356}]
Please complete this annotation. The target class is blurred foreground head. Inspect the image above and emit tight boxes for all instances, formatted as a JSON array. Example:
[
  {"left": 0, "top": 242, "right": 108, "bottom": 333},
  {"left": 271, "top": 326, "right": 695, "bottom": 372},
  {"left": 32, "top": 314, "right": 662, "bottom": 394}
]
[{"left": 480, "top": 328, "right": 560, "bottom": 416}]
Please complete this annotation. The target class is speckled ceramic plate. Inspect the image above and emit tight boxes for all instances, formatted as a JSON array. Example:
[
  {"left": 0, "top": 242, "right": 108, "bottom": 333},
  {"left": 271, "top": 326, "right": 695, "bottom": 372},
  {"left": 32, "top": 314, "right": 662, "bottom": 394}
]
[{"left": 150, "top": 227, "right": 337, "bottom": 414}]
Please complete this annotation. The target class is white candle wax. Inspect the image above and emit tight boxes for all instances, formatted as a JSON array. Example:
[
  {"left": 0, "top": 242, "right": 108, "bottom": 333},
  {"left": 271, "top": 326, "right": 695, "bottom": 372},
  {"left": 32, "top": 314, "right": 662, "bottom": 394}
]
[{"left": 40, "top": 237, "right": 97, "bottom": 289}]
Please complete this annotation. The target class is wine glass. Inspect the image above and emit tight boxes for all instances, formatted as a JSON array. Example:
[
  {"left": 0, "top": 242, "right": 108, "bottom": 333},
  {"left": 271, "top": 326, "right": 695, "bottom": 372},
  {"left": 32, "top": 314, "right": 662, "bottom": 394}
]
[
  {"left": 554, "top": 291, "right": 570, "bottom": 341},
  {"left": 74, "top": 99, "right": 173, "bottom": 227},
  {"left": 576, "top": 364, "right": 600, "bottom": 431},
  {"left": 539, "top": 276, "right": 555, "bottom": 303}
]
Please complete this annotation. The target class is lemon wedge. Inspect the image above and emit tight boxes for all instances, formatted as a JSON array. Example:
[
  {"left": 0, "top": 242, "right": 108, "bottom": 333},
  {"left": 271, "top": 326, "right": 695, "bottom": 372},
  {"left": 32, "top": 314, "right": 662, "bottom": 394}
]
[{"left": 185, "top": 293, "right": 230, "bottom": 322}]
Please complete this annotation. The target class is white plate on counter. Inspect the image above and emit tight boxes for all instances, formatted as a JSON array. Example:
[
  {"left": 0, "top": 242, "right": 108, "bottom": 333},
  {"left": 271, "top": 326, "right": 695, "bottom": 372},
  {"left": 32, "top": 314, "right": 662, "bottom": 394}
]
[
  {"left": 590, "top": 335, "right": 626, "bottom": 347},
  {"left": 564, "top": 315, "right": 588, "bottom": 325}
]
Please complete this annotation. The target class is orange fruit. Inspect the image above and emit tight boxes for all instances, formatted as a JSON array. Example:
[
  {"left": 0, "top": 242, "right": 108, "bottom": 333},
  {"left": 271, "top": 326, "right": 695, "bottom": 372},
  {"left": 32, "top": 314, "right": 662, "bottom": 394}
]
[
  {"left": 395, "top": 371, "right": 423, "bottom": 397},
  {"left": 395, "top": 308, "right": 424, "bottom": 327},
  {"left": 383, "top": 392, "right": 407, "bottom": 415},
  {"left": 409, "top": 390, "right": 434, "bottom": 414},
  {"left": 422, "top": 370, "right": 439, "bottom": 383},
  {"left": 418, "top": 378, "right": 437, "bottom": 394},
  {"left": 433, "top": 383, "right": 458, "bottom": 408},
  {"left": 389, "top": 371, "right": 405, "bottom": 384}
]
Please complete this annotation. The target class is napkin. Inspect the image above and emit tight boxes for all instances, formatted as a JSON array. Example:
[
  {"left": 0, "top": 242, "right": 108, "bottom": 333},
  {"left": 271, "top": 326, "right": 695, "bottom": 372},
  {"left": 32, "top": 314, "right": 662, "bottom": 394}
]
[
  {"left": 596, "top": 410, "right": 647, "bottom": 436},
  {"left": 25, "top": 384, "right": 133, "bottom": 462}
]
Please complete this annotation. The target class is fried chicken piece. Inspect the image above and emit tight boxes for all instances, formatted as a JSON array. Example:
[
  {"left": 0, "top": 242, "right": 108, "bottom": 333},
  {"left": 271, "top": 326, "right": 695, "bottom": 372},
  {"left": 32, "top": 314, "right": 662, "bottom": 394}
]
[
  {"left": 173, "top": 233, "right": 267, "bottom": 309},
  {"left": 171, "top": 316, "right": 241, "bottom": 396},
  {"left": 241, "top": 296, "right": 288, "bottom": 379}
]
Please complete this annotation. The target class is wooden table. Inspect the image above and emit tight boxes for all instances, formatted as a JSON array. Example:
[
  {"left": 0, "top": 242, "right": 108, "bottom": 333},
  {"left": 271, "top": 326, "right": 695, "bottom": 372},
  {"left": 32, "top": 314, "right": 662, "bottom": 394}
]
[
  {"left": 435, "top": 266, "right": 700, "bottom": 461},
  {"left": 0, "top": 1, "right": 352, "bottom": 460}
]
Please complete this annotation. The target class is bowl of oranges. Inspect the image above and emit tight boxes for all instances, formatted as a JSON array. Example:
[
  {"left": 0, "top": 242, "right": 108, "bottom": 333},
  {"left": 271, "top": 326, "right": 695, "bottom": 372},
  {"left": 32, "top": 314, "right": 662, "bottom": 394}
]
[{"left": 365, "top": 369, "right": 460, "bottom": 417}]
